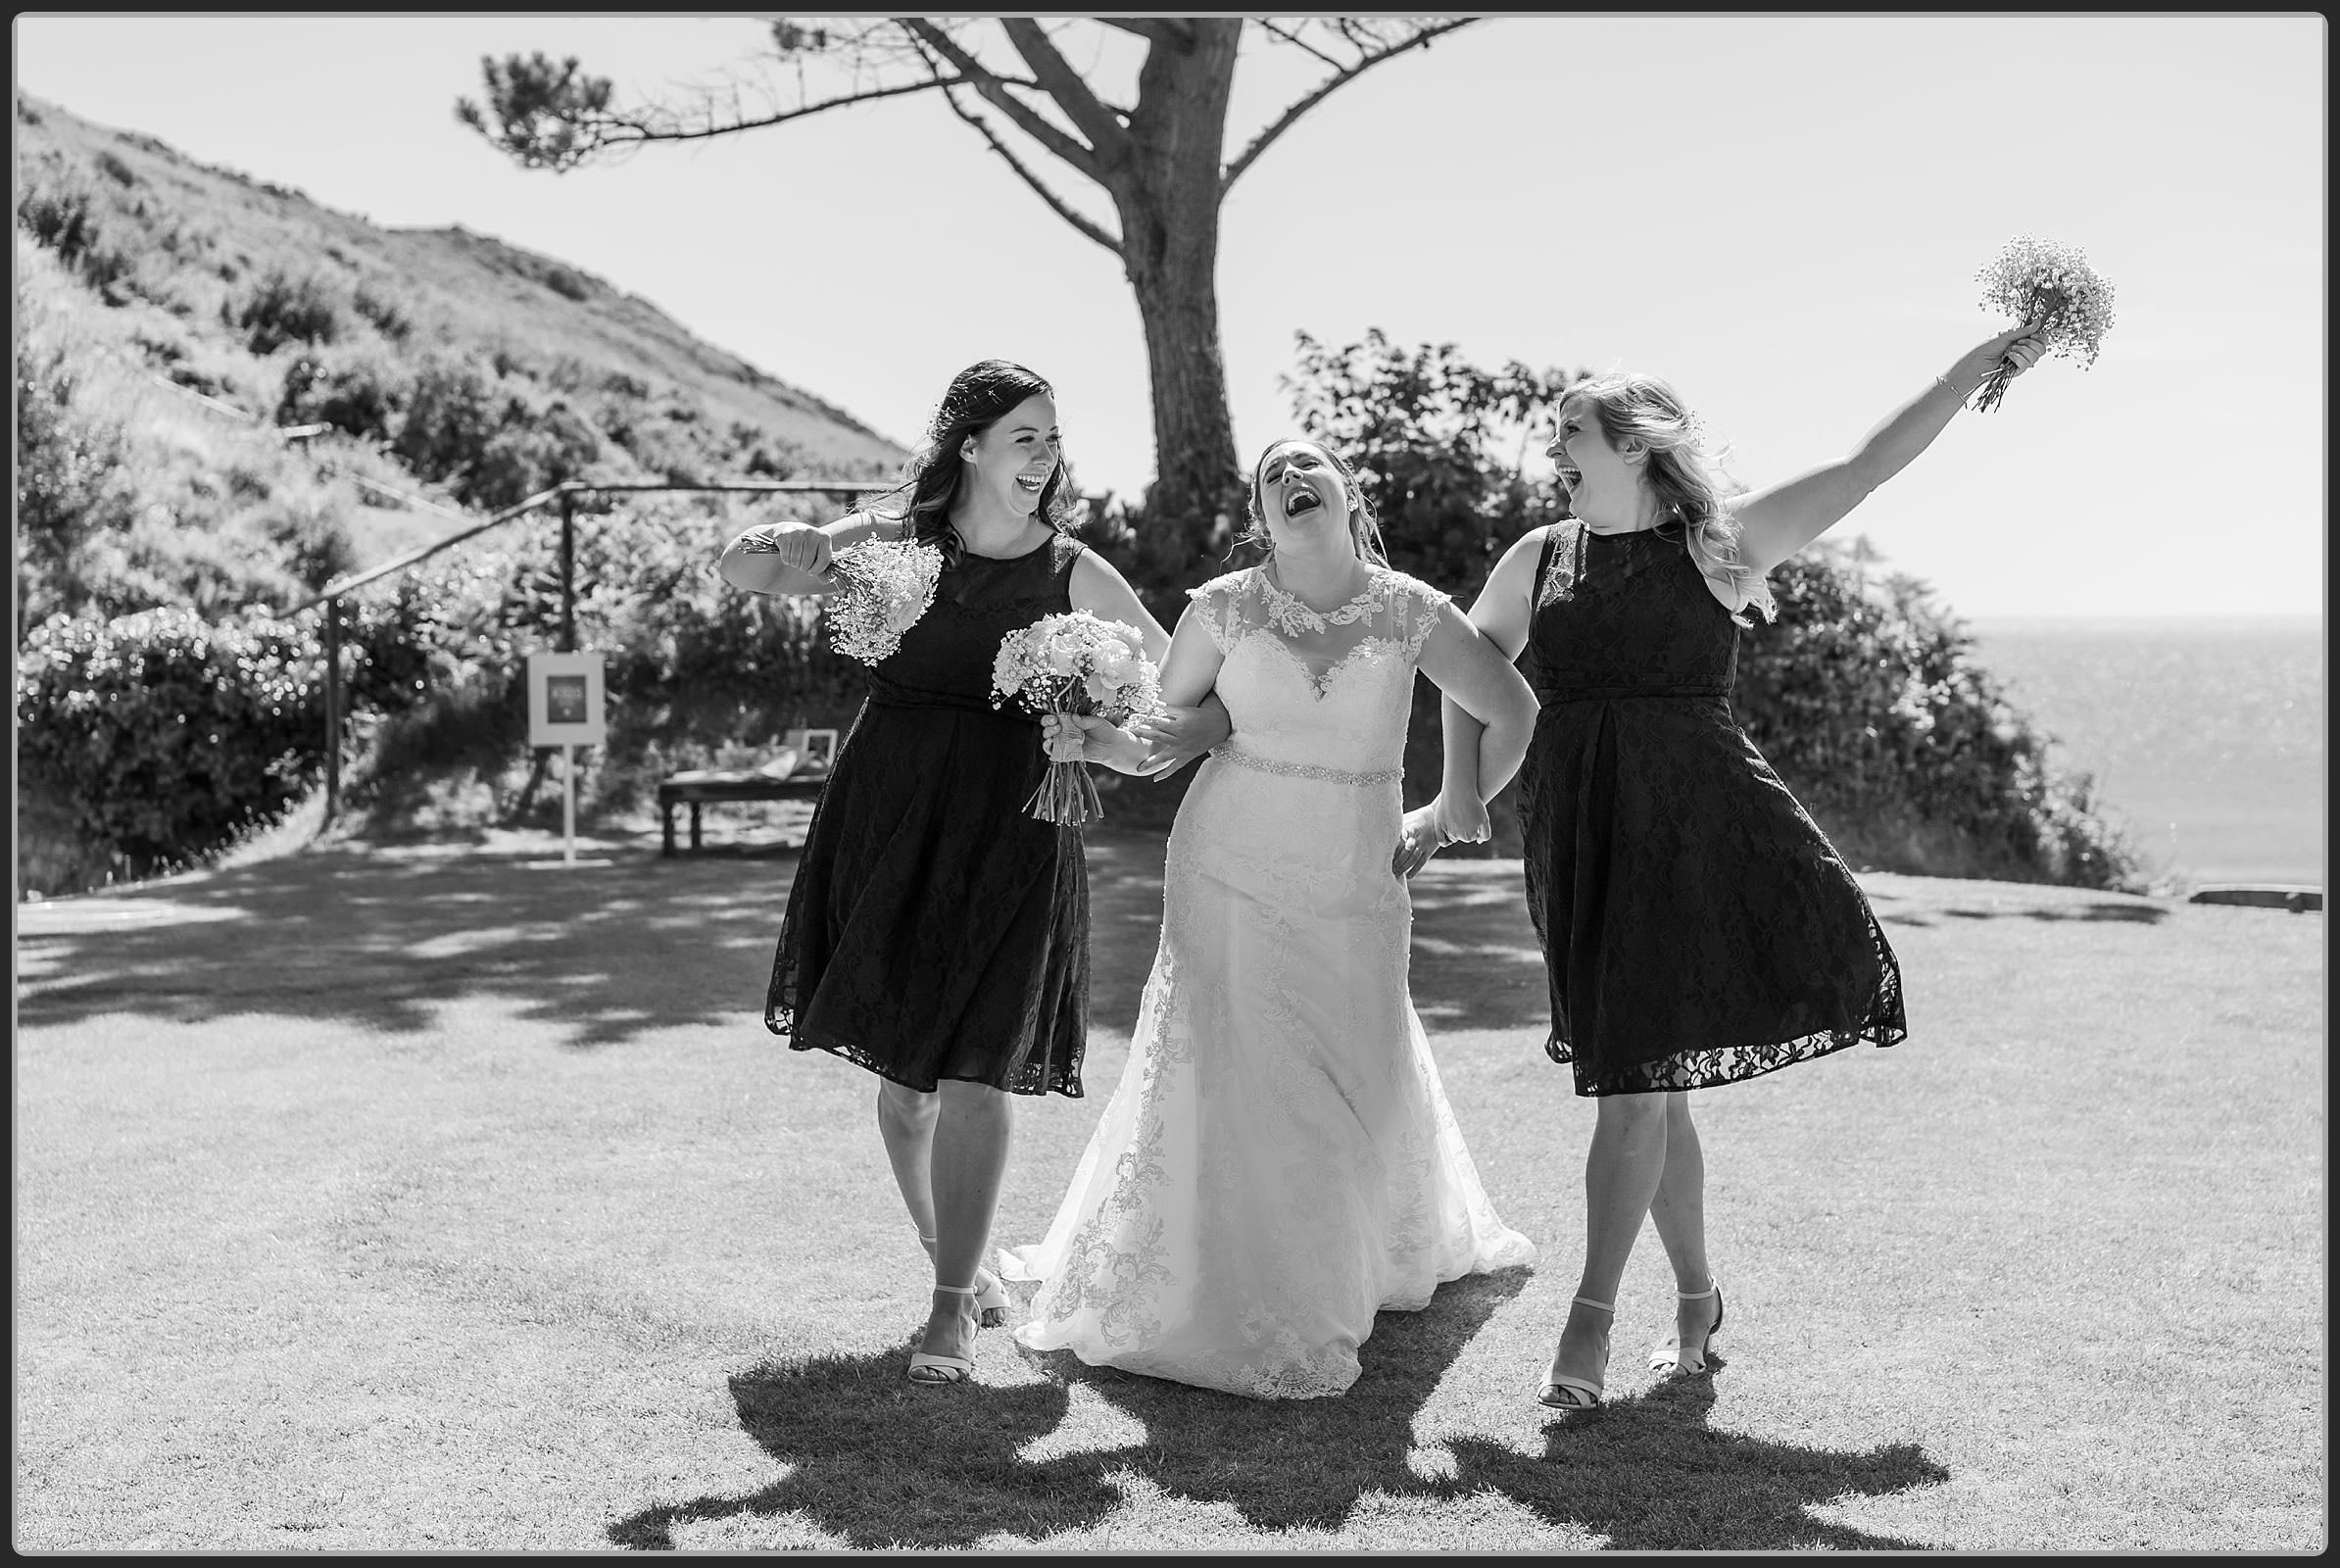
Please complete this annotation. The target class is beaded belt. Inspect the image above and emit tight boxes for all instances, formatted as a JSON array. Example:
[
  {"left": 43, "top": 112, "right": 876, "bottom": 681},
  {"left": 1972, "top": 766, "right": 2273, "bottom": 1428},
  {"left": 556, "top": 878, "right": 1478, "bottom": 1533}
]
[{"left": 1210, "top": 746, "right": 1399, "bottom": 787}]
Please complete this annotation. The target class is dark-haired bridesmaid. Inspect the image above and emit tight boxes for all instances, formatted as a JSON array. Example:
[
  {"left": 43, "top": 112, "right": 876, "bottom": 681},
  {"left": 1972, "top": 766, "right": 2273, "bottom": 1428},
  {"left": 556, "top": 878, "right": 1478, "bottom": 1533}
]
[{"left": 719, "top": 359, "right": 1227, "bottom": 1385}]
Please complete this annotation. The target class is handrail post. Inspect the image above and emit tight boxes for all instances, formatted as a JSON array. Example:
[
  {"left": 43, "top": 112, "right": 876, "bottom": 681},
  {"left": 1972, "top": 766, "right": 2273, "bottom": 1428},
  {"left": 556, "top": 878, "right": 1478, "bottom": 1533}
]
[
  {"left": 323, "top": 595, "right": 342, "bottom": 822},
  {"left": 559, "top": 488, "right": 576, "bottom": 654}
]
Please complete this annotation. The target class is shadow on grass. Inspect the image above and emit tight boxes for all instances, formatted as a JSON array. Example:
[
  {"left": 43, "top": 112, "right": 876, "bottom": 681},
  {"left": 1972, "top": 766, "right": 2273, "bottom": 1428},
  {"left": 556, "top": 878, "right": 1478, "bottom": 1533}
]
[
  {"left": 18, "top": 826, "right": 1554, "bottom": 1050},
  {"left": 608, "top": 1270, "right": 1945, "bottom": 1551},
  {"left": 15, "top": 830, "right": 1171, "bottom": 1050},
  {"left": 1884, "top": 899, "right": 2169, "bottom": 929}
]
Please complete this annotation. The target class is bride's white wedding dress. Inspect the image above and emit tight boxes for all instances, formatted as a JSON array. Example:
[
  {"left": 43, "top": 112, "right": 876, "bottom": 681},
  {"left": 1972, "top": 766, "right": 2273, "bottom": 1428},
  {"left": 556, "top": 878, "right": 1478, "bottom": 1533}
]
[{"left": 1000, "top": 563, "right": 1534, "bottom": 1398}]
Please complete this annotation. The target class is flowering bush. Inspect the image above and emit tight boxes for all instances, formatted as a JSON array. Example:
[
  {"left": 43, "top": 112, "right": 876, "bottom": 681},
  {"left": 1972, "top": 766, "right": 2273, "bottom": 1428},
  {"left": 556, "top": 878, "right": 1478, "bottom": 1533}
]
[
  {"left": 15, "top": 608, "right": 326, "bottom": 879},
  {"left": 992, "top": 612, "right": 1162, "bottom": 825},
  {"left": 1971, "top": 236, "right": 2117, "bottom": 413}
]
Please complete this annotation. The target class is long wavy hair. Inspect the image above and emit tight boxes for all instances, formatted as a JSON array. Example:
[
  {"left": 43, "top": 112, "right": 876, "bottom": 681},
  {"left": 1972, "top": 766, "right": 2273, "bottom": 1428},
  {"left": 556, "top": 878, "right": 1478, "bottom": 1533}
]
[
  {"left": 865, "top": 360, "right": 1079, "bottom": 562},
  {"left": 1561, "top": 373, "right": 1775, "bottom": 623},
  {"left": 1235, "top": 436, "right": 1389, "bottom": 566}
]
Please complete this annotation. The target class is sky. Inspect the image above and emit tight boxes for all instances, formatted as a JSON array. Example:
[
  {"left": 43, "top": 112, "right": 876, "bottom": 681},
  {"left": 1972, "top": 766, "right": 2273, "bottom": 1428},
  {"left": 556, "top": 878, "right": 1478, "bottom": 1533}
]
[{"left": 12, "top": 13, "right": 2327, "bottom": 619}]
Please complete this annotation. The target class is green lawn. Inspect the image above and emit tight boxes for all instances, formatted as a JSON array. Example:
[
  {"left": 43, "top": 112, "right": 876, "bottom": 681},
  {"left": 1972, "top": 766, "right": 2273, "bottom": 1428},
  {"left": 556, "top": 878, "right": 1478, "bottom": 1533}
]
[{"left": 13, "top": 821, "right": 2325, "bottom": 1551}]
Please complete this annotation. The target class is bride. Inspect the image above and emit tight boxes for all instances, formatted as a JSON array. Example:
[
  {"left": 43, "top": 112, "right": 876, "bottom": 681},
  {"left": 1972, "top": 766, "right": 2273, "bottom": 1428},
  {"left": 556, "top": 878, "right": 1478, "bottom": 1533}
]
[{"left": 1000, "top": 436, "right": 1540, "bottom": 1398}]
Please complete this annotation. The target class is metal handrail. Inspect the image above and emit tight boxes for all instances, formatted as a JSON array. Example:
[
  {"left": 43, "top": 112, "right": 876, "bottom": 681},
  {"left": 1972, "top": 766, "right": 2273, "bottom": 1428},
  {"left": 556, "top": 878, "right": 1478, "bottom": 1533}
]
[
  {"left": 302, "top": 474, "right": 895, "bottom": 818},
  {"left": 294, "top": 477, "right": 893, "bottom": 613}
]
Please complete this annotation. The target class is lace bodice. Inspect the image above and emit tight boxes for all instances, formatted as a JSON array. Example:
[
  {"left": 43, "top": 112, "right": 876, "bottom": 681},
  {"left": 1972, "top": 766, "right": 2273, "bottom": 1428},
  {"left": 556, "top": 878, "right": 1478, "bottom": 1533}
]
[{"left": 1185, "top": 564, "right": 1447, "bottom": 776}]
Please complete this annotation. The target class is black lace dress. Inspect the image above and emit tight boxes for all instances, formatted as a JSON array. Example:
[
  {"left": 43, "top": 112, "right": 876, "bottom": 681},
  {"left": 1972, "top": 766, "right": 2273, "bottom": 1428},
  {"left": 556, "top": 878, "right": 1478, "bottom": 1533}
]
[
  {"left": 766, "top": 529, "right": 1090, "bottom": 1098},
  {"left": 1516, "top": 520, "right": 1906, "bottom": 1097}
]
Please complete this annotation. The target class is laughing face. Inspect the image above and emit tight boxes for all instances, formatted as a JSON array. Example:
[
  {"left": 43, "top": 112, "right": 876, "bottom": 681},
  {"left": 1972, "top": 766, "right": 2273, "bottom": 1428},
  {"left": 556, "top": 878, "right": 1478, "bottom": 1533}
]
[
  {"left": 1543, "top": 394, "right": 1646, "bottom": 533},
  {"left": 960, "top": 392, "right": 1061, "bottom": 518},
  {"left": 1253, "top": 440, "right": 1355, "bottom": 552}
]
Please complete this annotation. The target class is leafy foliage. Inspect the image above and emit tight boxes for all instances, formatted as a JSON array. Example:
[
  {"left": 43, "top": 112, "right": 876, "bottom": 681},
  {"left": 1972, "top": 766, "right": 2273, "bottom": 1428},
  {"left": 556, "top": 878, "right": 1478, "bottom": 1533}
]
[{"left": 15, "top": 609, "right": 327, "bottom": 879}]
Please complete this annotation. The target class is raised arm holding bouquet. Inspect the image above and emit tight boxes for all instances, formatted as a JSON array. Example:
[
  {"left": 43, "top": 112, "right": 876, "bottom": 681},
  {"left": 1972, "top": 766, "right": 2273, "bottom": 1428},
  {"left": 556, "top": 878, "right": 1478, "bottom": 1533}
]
[
  {"left": 1969, "top": 235, "right": 2117, "bottom": 413},
  {"left": 714, "top": 359, "right": 1228, "bottom": 1389},
  {"left": 1434, "top": 297, "right": 2064, "bottom": 1418}
]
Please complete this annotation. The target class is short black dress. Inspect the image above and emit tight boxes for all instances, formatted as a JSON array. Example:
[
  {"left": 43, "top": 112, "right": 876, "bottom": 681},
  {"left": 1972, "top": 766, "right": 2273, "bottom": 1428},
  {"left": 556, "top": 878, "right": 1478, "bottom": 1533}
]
[
  {"left": 766, "top": 527, "right": 1090, "bottom": 1098},
  {"left": 1515, "top": 519, "right": 1906, "bottom": 1097}
]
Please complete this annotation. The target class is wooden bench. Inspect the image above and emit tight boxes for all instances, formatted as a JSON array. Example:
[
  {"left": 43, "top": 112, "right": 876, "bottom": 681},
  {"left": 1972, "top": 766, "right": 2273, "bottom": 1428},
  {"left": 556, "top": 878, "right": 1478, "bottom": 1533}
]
[{"left": 657, "top": 769, "right": 829, "bottom": 856}]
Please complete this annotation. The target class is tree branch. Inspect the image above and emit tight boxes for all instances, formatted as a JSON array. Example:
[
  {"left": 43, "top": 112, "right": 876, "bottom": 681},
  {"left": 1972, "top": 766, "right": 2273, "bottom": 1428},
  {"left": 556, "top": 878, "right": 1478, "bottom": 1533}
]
[
  {"left": 937, "top": 84, "right": 1124, "bottom": 257},
  {"left": 899, "top": 18, "right": 1103, "bottom": 184},
  {"left": 1222, "top": 18, "right": 1482, "bottom": 197},
  {"left": 1097, "top": 18, "right": 1194, "bottom": 48},
  {"left": 1251, "top": 19, "right": 1343, "bottom": 73},
  {"left": 1000, "top": 19, "right": 1133, "bottom": 166}
]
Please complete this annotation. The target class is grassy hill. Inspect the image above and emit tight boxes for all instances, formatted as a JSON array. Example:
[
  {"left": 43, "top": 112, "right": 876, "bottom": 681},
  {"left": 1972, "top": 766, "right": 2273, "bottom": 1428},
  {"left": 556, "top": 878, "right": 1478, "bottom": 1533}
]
[{"left": 14, "top": 88, "right": 905, "bottom": 619}]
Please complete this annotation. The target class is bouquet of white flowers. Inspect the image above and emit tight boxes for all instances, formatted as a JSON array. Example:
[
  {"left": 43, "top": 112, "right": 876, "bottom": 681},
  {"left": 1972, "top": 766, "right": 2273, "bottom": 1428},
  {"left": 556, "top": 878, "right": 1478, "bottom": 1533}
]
[
  {"left": 991, "top": 612, "right": 1163, "bottom": 825},
  {"left": 821, "top": 536, "right": 944, "bottom": 665},
  {"left": 1972, "top": 235, "right": 2117, "bottom": 414}
]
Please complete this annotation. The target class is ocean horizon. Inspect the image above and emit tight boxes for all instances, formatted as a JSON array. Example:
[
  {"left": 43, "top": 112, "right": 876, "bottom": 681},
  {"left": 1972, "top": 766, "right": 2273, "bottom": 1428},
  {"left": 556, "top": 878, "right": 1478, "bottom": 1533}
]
[{"left": 1962, "top": 613, "right": 2323, "bottom": 889}]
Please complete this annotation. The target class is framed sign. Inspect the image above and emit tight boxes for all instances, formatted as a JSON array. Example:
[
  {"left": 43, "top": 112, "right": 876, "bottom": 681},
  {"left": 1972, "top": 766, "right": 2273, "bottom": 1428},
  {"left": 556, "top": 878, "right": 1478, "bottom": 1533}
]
[
  {"left": 785, "top": 727, "right": 838, "bottom": 774},
  {"left": 527, "top": 652, "right": 607, "bottom": 747}
]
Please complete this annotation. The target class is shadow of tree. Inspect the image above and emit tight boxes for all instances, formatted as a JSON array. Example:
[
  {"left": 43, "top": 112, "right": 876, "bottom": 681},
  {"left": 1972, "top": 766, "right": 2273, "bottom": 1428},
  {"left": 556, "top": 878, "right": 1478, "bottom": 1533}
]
[
  {"left": 15, "top": 830, "right": 1177, "bottom": 1050},
  {"left": 1883, "top": 897, "right": 2168, "bottom": 929},
  {"left": 608, "top": 1270, "right": 1946, "bottom": 1551},
  {"left": 22, "top": 826, "right": 1545, "bottom": 1051}
]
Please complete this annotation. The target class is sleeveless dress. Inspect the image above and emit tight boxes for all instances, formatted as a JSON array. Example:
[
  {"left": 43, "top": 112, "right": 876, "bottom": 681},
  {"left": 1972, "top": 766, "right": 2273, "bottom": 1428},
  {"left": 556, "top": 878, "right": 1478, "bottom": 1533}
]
[
  {"left": 765, "top": 528, "right": 1090, "bottom": 1099},
  {"left": 1000, "top": 564, "right": 1534, "bottom": 1399},
  {"left": 1517, "top": 520, "right": 1907, "bottom": 1097}
]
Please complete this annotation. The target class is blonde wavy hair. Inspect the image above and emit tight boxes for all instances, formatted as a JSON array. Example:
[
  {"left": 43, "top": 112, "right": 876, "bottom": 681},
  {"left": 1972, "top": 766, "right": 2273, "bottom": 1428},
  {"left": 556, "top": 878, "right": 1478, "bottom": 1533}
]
[{"left": 1561, "top": 373, "right": 1776, "bottom": 623}]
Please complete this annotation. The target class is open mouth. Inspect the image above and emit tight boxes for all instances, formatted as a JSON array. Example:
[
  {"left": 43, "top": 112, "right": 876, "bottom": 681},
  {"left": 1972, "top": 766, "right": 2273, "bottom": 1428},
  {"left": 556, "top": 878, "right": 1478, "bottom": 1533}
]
[
  {"left": 1014, "top": 473, "right": 1047, "bottom": 494},
  {"left": 1554, "top": 467, "right": 1582, "bottom": 494},
  {"left": 1284, "top": 489, "right": 1322, "bottom": 517}
]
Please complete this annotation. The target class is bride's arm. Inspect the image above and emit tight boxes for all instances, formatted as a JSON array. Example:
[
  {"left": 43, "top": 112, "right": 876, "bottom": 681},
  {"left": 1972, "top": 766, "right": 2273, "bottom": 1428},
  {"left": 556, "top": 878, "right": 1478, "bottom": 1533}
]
[
  {"left": 1399, "top": 597, "right": 1538, "bottom": 876},
  {"left": 1068, "top": 550, "right": 1233, "bottom": 776},
  {"left": 1433, "top": 529, "right": 1545, "bottom": 849},
  {"left": 1043, "top": 604, "right": 1228, "bottom": 775}
]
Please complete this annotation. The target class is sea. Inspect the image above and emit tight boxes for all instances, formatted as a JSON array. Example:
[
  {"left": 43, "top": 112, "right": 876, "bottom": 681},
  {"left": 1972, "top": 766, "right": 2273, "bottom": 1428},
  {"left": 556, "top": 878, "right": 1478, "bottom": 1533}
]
[{"left": 1962, "top": 615, "right": 2325, "bottom": 889}]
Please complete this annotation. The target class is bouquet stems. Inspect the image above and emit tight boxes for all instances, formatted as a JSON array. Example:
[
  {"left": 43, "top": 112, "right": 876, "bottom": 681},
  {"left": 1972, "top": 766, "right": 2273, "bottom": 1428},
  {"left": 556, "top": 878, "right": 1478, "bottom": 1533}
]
[{"left": 1025, "top": 677, "right": 1104, "bottom": 827}]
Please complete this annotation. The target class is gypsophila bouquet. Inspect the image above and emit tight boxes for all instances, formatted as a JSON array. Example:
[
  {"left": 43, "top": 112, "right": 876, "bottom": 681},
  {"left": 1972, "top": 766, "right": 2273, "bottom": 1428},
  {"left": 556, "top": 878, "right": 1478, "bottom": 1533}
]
[
  {"left": 821, "top": 536, "right": 944, "bottom": 664},
  {"left": 1972, "top": 235, "right": 2117, "bottom": 413},
  {"left": 992, "top": 612, "right": 1163, "bottom": 826}
]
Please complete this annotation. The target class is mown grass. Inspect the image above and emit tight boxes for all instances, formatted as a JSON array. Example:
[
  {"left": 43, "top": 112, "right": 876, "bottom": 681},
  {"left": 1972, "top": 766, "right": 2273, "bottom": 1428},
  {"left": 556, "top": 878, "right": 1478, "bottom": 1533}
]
[{"left": 12, "top": 825, "right": 2324, "bottom": 1551}]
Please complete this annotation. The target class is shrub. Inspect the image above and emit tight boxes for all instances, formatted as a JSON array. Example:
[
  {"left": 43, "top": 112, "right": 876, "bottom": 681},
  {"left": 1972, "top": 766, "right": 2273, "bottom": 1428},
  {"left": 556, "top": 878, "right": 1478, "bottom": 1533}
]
[
  {"left": 15, "top": 608, "right": 326, "bottom": 878},
  {"left": 15, "top": 331, "right": 141, "bottom": 623},
  {"left": 1736, "top": 551, "right": 2140, "bottom": 888},
  {"left": 16, "top": 170, "right": 102, "bottom": 267},
  {"left": 235, "top": 267, "right": 345, "bottom": 355},
  {"left": 350, "top": 279, "right": 415, "bottom": 343},
  {"left": 277, "top": 346, "right": 411, "bottom": 443}
]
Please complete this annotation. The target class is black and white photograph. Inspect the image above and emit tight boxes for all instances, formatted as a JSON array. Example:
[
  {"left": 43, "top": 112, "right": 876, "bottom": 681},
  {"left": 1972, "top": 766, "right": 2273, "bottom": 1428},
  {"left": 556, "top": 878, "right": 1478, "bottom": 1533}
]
[{"left": 12, "top": 11, "right": 2322, "bottom": 1553}]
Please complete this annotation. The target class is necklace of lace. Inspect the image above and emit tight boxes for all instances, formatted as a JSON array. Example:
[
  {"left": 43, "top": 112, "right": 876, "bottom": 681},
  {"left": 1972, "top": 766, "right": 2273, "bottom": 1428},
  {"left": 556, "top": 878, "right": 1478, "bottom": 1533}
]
[{"left": 1256, "top": 564, "right": 1387, "bottom": 637}]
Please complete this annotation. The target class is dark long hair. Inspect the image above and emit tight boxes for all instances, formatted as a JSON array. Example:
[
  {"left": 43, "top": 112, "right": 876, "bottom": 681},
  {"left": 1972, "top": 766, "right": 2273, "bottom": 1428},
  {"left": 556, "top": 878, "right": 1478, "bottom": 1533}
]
[
  {"left": 1235, "top": 436, "right": 1389, "bottom": 565},
  {"left": 866, "top": 360, "right": 1078, "bottom": 563}
]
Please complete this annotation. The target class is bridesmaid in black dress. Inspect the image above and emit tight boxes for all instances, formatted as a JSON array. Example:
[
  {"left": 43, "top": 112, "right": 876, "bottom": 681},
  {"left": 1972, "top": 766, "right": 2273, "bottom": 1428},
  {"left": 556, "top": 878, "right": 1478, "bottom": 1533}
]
[
  {"left": 717, "top": 360, "right": 1227, "bottom": 1385},
  {"left": 1431, "top": 321, "right": 2048, "bottom": 1413}
]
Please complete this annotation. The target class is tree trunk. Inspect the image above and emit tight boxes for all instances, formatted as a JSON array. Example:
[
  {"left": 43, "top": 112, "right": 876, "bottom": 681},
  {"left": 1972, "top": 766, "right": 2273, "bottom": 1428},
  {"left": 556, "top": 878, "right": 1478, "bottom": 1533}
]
[{"left": 1109, "top": 20, "right": 1245, "bottom": 597}]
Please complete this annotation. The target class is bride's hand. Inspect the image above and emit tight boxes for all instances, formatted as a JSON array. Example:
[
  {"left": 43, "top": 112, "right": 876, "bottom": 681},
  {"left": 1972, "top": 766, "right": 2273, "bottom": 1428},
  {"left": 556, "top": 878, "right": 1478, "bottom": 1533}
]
[
  {"left": 1392, "top": 805, "right": 1442, "bottom": 880},
  {"left": 1131, "top": 702, "right": 1230, "bottom": 779}
]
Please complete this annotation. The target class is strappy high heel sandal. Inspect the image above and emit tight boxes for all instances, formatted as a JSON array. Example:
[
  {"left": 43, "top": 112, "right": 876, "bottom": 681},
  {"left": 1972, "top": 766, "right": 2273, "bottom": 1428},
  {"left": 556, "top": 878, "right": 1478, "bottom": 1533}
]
[
  {"left": 919, "top": 1234, "right": 1007, "bottom": 1329},
  {"left": 1536, "top": 1296, "right": 1614, "bottom": 1413},
  {"left": 1648, "top": 1283, "right": 1725, "bottom": 1376},
  {"left": 906, "top": 1285, "right": 979, "bottom": 1386}
]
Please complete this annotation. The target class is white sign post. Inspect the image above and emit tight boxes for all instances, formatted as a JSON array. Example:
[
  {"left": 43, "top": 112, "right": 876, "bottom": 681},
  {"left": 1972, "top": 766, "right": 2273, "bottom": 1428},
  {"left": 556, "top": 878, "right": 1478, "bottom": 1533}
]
[{"left": 526, "top": 652, "right": 607, "bottom": 864}]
